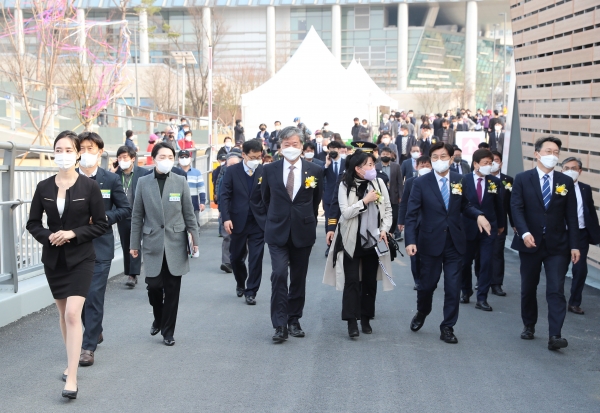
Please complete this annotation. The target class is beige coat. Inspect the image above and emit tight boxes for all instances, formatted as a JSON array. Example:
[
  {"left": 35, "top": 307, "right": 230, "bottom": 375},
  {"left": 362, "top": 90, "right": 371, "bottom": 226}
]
[{"left": 323, "top": 178, "right": 395, "bottom": 291}]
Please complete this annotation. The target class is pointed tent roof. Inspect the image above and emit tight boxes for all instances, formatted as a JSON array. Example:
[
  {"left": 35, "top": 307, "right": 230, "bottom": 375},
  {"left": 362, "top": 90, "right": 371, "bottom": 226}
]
[{"left": 346, "top": 59, "right": 398, "bottom": 108}]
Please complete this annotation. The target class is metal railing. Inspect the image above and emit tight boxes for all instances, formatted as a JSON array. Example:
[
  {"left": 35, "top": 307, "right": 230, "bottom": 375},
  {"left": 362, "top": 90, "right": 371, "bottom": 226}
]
[{"left": 0, "top": 141, "right": 212, "bottom": 293}]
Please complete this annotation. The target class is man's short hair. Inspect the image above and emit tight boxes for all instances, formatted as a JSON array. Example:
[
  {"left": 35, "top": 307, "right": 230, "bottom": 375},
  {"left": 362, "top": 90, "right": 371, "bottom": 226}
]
[
  {"left": 478, "top": 142, "right": 490, "bottom": 149},
  {"left": 224, "top": 136, "right": 232, "bottom": 142},
  {"left": 278, "top": 126, "right": 303, "bottom": 142},
  {"left": 328, "top": 140, "right": 345, "bottom": 149},
  {"left": 472, "top": 149, "right": 493, "bottom": 164},
  {"left": 381, "top": 131, "right": 391, "bottom": 138},
  {"left": 429, "top": 142, "right": 454, "bottom": 157},
  {"left": 491, "top": 150, "right": 502, "bottom": 161},
  {"left": 421, "top": 124, "right": 431, "bottom": 130},
  {"left": 125, "top": 130, "right": 133, "bottom": 139},
  {"left": 534, "top": 136, "right": 562, "bottom": 152},
  {"left": 561, "top": 156, "right": 582, "bottom": 169},
  {"left": 151, "top": 142, "right": 175, "bottom": 158},
  {"left": 401, "top": 125, "right": 409, "bottom": 131},
  {"left": 117, "top": 145, "right": 136, "bottom": 159},
  {"left": 380, "top": 147, "right": 393, "bottom": 155},
  {"left": 242, "top": 139, "right": 263, "bottom": 154},
  {"left": 303, "top": 141, "right": 316, "bottom": 151},
  {"left": 78, "top": 131, "right": 104, "bottom": 149},
  {"left": 417, "top": 155, "right": 431, "bottom": 166},
  {"left": 353, "top": 117, "right": 359, "bottom": 121}
]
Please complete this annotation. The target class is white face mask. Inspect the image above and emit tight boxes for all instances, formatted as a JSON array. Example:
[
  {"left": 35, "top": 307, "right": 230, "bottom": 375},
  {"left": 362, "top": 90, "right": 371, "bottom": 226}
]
[
  {"left": 79, "top": 152, "right": 98, "bottom": 168},
  {"left": 432, "top": 159, "right": 450, "bottom": 174},
  {"left": 316, "top": 137, "right": 323, "bottom": 143},
  {"left": 491, "top": 161, "right": 501, "bottom": 173},
  {"left": 185, "top": 136, "right": 192, "bottom": 141},
  {"left": 281, "top": 147, "right": 302, "bottom": 161},
  {"left": 246, "top": 159, "right": 261, "bottom": 170},
  {"left": 562, "top": 170, "right": 579, "bottom": 182},
  {"left": 224, "top": 142, "right": 232, "bottom": 148},
  {"left": 118, "top": 160, "right": 132, "bottom": 170},
  {"left": 304, "top": 152, "right": 315, "bottom": 159},
  {"left": 275, "top": 125, "right": 281, "bottom": 131},
  {"left": 418, "top": 167, "right": 431, "bottom": 176},
  {"left": 156, "top": 159, "right": 174, "bottom": 174},
  {"left": 382, "top": 138, "right": 390, "bottom": 144},
  {"left": 411, "top": 151, "right": 420, "bottom": 160},
  {"left": 340, "top": 153, "right": 347, "bottom": 159},
  {"left": 495, "top": 126, "right": 502, "bottom": 131},
  {"left": 539, "top": 154, "right": 559, "bottom": 169},
  {"left": 54, "top": 153, "right": 77, "bottom": 170},
  {"left": 178, "top": 157, "right": 191, "bottom": 166},
  {"left": 478, "top": 165, "right": 492, "bottom": 175}
]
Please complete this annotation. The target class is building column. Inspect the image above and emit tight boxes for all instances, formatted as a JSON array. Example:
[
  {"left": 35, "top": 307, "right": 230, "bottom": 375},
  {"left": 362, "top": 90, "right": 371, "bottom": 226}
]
[
  {"left": 422, "top": 5, "right": 439, "bottom": 28},
  {"left": 15, "top": 4, "right": 24, "bottom": 55},
  {"left": 266, "top": 5, "right": 275, "bottom": 77},
  {"left": 202, "top": 7, "right": 212, "bottom": 72},
  {"left": 465, "top": 1, "right": 478, "bottom": 110},
  {"left": 139, "top": 8, "right": 149, "bottom": 64},
  {"left": 76, "top": 8, "right": 86, "bottom": 64},
  {"left": 331, "top": 5, "right": 341, "bottom": 63},
  {"left": 397, "top": 2, "right": 408, "bottom": 90}
]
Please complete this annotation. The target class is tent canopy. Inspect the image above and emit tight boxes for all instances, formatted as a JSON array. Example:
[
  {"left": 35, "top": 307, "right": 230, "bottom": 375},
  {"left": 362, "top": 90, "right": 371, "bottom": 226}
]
[{"left": 346, "top": 59, "right": 398, "bottom": 109}]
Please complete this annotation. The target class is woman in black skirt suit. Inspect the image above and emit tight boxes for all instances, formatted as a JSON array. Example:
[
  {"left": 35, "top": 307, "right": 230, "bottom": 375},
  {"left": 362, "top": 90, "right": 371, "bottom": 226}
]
[{"left": 26, "top": 131, "right": 108, "bottom": 399}]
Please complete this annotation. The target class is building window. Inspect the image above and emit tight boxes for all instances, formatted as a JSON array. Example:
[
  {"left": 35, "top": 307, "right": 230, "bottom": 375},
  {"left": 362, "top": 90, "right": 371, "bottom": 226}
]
[
  {"left": 354, "top": 46, "right": 386, "bottom": 66},
  {"left": 355, "top": 7, "right": 370, "bottom": 30},
  {"left": 385, "top": 5, "right": 398, "bottom": 28}
]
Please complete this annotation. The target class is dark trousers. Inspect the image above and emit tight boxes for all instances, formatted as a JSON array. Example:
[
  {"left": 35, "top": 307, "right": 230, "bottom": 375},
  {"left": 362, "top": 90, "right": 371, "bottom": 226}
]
[
  {"left": 341, "top": 251, "right": 379, "bottom": 320},
  {"left": 323, "top": 202, "right": 332, "bottom": 235},
  {"left": 491, "top": 232, "right": 507, "bottom": 286},
  {"left": 268, "top": 236, "right": 312, "bottom": 328},
  {"left": 519, "top": 239, "right": 570, "bottom": 337},
  {"left": 219, "top": 216, "right": 231, "bottom": 265},
  {"left": 117, "top": 219, "right": 142, "bottom": 276},
  {"left": 230, "top": 217, "right": 265, "bottom": 297},
  {"left": 417, "top": 232, "right": 462, "bottom": 328},
  {"left": 391, "top": 203, "right": 399, "bottom": 236},
  {"left": 569, "top": 231, "right": 590, "bottom": 307},
  {"left": 461, "top": 233, "right": 495, "bottom": 302},
  {"left": 410, "top": 253, "right": 421, "bottom": 286},
  {"left": 82, "top": 259, "right": 112, "bottom": 351},
  {"left": 146, "top": 255, "right": 182, "bottom": 340}
]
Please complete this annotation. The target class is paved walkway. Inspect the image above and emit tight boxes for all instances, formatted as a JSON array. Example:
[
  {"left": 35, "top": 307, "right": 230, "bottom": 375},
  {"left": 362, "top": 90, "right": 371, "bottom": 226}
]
[{"left": 1, "top": 222, "right": 599, "bottom": 412}]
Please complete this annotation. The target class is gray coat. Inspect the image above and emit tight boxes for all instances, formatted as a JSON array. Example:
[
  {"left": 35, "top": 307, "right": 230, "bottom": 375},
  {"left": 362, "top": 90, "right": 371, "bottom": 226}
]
[{"left": 130, "top": 172, "right": 200, "bottom": 277}]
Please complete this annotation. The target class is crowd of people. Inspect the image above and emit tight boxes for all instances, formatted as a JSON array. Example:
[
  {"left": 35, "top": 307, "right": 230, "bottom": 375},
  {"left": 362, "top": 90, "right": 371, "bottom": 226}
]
[{"left": 25, "top": 108, "right": 598, "bottom": 400}]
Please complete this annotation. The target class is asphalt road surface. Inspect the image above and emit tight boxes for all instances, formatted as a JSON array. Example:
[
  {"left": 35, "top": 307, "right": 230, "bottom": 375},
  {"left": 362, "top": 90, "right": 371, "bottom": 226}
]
[{"left": 1, "top": 222, "right": 599, "bottom": 412}]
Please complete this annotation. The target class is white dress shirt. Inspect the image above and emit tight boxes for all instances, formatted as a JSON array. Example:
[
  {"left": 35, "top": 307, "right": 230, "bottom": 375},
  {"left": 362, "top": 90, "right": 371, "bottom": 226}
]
[
  {"left": 283, "top": 158, "right": 301, "bottom": 200},
  {"left": 574, "top": 182, "right": 585, "bottom": 229},
  {"left": 473, "top": 172, "right": 485, "bottom": 201},
  {"left": 79, "top": 167, "right": 98, "bottom": 178},
  {"left": 522, "top": 167, "right": 554, "bottom": 240},
  {"left": 242, "top": 160, "right": 253, "bottom": 176}
]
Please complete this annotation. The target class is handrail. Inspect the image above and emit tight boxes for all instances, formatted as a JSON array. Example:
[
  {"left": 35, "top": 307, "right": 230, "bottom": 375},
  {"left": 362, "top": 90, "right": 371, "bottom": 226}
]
[{"left": 0, "top": 199, "right": 30, "bottom": 206}]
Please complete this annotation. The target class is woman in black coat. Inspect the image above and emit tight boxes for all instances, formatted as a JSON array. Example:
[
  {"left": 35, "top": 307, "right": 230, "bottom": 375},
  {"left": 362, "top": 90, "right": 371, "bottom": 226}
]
[{"left": 26, "top": 130, "right": 108, "bottom": 399}]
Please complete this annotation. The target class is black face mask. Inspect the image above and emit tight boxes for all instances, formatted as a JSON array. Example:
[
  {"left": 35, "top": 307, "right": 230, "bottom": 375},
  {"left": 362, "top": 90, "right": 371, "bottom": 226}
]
[
  {"left": 329, "top": 151, "right": 338, "bottom": 159},
  {"left": 454, "top": 156, "right": 462, "bottom": 163},
  {"left": 380, "top": 156, "right": 391, "bottom": 163},
  {"left": 260, "top": 127, "right": 266, "bottom": 131}
]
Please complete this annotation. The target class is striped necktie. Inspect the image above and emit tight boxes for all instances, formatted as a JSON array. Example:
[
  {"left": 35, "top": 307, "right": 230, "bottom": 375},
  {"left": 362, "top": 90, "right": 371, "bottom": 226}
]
[
  {"left": 440, "top": 177, "right": 449, "bottom": 210},
  {"left": 542, "top": 174, "right": 551, "bottom": 210}
]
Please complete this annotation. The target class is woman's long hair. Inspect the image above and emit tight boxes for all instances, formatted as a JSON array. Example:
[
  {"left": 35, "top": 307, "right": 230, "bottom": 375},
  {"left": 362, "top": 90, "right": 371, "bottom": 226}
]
[{"left": 341, "top": 150, "right": 377, "bottom": 195}]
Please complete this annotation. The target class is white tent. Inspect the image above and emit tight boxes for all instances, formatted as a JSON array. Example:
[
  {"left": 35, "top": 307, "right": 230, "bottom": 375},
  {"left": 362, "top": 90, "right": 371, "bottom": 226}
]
[
  {"left": 242, "top": 27, "right": 372, "bottom": 139},
  {"left": 346, "top": 59, "right": 398, "bottom": 115}
]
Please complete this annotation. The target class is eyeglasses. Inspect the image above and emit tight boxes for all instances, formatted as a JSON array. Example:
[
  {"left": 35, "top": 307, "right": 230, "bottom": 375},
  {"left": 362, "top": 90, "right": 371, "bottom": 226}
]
[
  {"left": 430, "top": 154, "right": 451, "bottom": 161},
  {"left": 179, "top": 155, "right": 190, "bottom": 159}
]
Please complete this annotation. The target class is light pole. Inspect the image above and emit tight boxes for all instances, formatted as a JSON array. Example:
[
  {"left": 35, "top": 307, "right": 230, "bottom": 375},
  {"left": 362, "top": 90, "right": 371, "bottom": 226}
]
[
  {"left": 500, "top": 12, "right": 507, "bottom": 111},
  {"left": 170, "top": 51, "right": 198, "bottom": 117},
  {"left": 491, "top": 24, "right": 498, "bottom": 111},
  {"left": 133, "top": 25, "right": 139, "bottom": 109}
]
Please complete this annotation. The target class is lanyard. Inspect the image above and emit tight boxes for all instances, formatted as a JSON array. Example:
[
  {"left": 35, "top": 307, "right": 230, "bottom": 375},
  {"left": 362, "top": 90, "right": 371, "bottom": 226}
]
[{"left": 122, "top": 172, "right": 134, "bottom": 193}]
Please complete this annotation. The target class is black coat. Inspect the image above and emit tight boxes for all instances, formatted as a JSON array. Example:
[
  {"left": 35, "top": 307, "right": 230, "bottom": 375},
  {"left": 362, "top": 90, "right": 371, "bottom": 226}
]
[
  {"left": 460, "top": 173, "right": 505, "bottom": 241},
  {"left": 261, "top": 159, "right": 323, "bottom": 248},
  {"left": 323, "top": 158, "right": 345, "bottom": 204},
  {"left": 578, "top": 181, "right": 600, "bottom": 245},
  {"left": 26, "top": 175, "right": 109, "bottom": 270},
  {"left": 496, "top": 173, "right": 514, "bottom": 228}
]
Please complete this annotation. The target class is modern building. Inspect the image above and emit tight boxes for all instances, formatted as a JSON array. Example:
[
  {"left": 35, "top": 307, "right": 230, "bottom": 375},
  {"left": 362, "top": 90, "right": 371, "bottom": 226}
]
[{"left": 509, "top": 0, "right": 600, "bottom": 267}]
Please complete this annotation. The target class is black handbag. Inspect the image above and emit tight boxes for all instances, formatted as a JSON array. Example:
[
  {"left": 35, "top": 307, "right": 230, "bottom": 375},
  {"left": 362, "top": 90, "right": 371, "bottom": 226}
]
[{"left": 386, "top": 233, "right": 403, "bottom": 261}]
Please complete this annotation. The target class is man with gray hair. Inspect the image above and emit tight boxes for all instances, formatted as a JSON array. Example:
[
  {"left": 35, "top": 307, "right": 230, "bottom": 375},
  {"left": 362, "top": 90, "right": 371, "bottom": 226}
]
[
  {"left": 561, "top": 157, "right": 600, "bottom": 315},
  {"left": 261, "top": 126, "right": 324, "bottom": 343}
]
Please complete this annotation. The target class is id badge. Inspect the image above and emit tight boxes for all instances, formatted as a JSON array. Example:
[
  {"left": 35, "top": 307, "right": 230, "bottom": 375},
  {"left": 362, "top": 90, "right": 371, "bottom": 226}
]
[
  {"left": 169, "top": 193, "right": 181, "bottom": 202},
  {"left": 101, "top": 189, "right": 111, "bottom": 199}
]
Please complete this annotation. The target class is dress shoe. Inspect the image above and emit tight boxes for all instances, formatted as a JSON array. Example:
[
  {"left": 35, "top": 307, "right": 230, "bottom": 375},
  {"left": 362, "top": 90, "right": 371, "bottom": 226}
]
[
  {"left": 568, "top": 305, "right": 584, "bottom": 315},
  {"left": 163, "top": 338, "right": 176, "bottom": 346},
  {"left": 150, "top": 323, "right": 160, "bottom": 336},
  {"left": 475, "top": 301, "right": 493, "bottom": 311},
  {"left": 62, "top": 387, "right": 78, "bottom": 399},
  {"left": 125, "top": 275, "right": 138, "bottom": 288},
  {"left": 272, "top": 326, "right": 288, "bottom": 343},
  {"left": 410, "top": 311, "right": 426, "bottom": 332},
  {"left": 491, "top": 285, "right": 506, "bottom": 296},
  {"left": 62, "top": 373, "right": 67, "bottom": 382},
  {"left": 220, "top": 263, "right": 233, "bottom": 273},
  {"left": 245, "top": 296, "right": 256, "bottom": 305},
  {"left": 520, "top": 325, "right": 535, "bottom": 340},
  {"left": 97, "top": 333, "right": 103, "bottom": 345},
  {"left": 236, "top": 287, "right": 244, "bottom": 297},
  {"left": 79, "top": 350, "right": 94, "bottom": 367},
  {"left": 440, "top": 327, "right": 458, "bottom": 344},
  {"left": 288, "top": 322, "right": 305, "bottom": 337},
  {"left": 348, "top": 320, "right": 359, "bottom": 338},
  {"left": 460, "top": 291, "right": 472, "bottom": 304},
  {"left": 548, "top": 335, "right": 568, "bottom": 351},
  {"left": 360, "top": 317, "right": 372, "bottom": 334}
]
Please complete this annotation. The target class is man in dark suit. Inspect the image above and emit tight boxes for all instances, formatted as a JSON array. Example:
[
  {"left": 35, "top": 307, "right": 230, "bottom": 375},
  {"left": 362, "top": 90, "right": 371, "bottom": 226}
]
[
  {"left": 395, "top": 125, "right": 418, "bottom": 163},
  {"left": 220, "top": 139, "right": 267, "bottom": 305},
  {"left": 315, "top": 137, "right": 330, "bottom": 163},
  {"left": 449, "top": 147, "right": 470, "bottom": 175},
  {"left": 418, "top": 125, "right": 437, "bottom": 156},
  {"left": 439, "top": 119, "right": 456, "bottom": 146},
  {"left": 398, "top": 155, "right": 432, "bottom": 289},
  {"left": 511, "top": 136, "right": 580, "bottom": 351},
  {"left": 400, "top": 144, "right": 422, "bottom": 181},
  {"left": 489, "top": 123, "right": 505, "bottom": 155},
  {"left": 405, "top": 142, "right": 490, "bottom": 344},
  {"left": 322, "top": 140, "right": 346, "bottom": 250},
  {"left": 115, "top": 146, "right": 152, "bottom": 288},
  {"left": 561, "top": 157, "right": 600, "bottom": 315},
  {"left": 77, "top": 132, "right": 131, "bottom": 366},
  {"left": 261, "top": 126, "right": 324, "bottom": 343},
  {"left": 376, "top": 146, "right": 404, "bottom": 236},
  {"left": 432, "top": 113, "right": 443, "bottom": 139},
  {"left": 488, "top": 150, "right": 514, "bottom": 296},
  {"left": 268, "top": 121, "right": 281, "bottom": 154},
  {"left": 302, "top": 141, "right": 325, "bottom": 168},
  {"left": 460, "top": 149, "right": 505, "bottom": 311}
]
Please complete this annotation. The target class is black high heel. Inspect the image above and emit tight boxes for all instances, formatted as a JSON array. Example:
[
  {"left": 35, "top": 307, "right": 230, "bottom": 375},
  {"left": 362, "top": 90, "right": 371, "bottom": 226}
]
[
  {"left": 61, "top": 374, "right": 67, "bottom": 382},
  {"left": 62, "top": 387, "right": 78, "bottom": 399}
]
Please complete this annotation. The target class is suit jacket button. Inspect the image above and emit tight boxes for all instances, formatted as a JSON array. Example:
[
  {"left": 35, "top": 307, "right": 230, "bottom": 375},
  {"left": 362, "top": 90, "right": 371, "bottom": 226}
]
[{"left": 161, "top": 225, "right": 164, "bottom": 229}]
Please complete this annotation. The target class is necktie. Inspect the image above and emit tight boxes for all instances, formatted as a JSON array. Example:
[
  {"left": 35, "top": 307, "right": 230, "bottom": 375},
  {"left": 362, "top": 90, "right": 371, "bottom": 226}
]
[
  {"left": 248, "top": 169, "right": 253, "bottom": 177},
  {"left": 542, "top": 174, "right": 551, "bottom": 210},
  {"left": 440, "top": 177, "right": 449, "bottom": 210},
  {"left": 334, "top": 162, "right": 338, "bottom": 176},
  {"left": 286, "top": 165, "right": 295, "bottom": 200},
  {"left": 477, "top": 177, "right": 483, "bottom": 205}
]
